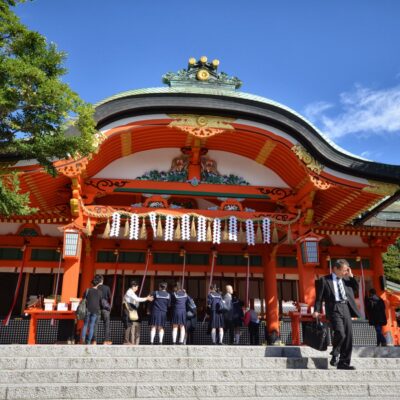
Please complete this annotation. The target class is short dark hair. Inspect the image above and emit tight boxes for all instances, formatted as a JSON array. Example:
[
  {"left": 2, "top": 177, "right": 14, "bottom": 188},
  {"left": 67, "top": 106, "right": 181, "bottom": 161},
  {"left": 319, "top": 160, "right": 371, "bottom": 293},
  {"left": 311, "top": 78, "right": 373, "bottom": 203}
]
[
  {"left": 92, "top": 275, "right": 102, "bottom": 286},
  {"left": 174, "top": 281, "right": 182, "bottom": 291},
  {"left": 159, "top": 282, "right": 168, "bottom": 290},
  {"left": 369, "top": 288, "right": 377, "bottom": 296},
  {"left": 94, "top": 274, "right": 104, "bottom": 283},
  {"left": 210, "top": 283, "right": 217, "bottom": 291},
  {"left": 333, "top": 259, "right": 349, "bottom": 270},
  {"left": 130, "top": 280, "right": 139, "bottom": 288}
]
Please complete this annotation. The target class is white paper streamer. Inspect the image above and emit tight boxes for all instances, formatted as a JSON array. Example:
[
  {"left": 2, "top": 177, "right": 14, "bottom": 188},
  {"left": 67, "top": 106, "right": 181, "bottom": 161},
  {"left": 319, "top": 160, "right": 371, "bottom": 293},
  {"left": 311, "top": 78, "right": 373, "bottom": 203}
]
[
  {"left": 129, "top": 214, "right": 139, "bottom": 240},
  {"left": 109, "top": 212, "right": 121, "bottom": 237},
  {"left": 181, "top": 214, "right": 190, "bottom": 241},
  {"left": 212, "top": 218, "right": 221, "bottom": 244},
  {"left": 228, "top": 216, "right": 238, "bottom": 241},
  {"left": 164, "top": 215, "right": 174, "bottom": 241},
  {"left": 149, "top": 212, "right": 157, "bottom": 237},
  {"left": 246, "top": 219, "right": 255, "bottom": 246},
  {"left": 262, "top": 218, "right": 271, "bottom": 244},
  {"left": 197, "top": 216, "right": 207, "bottom": 242}
]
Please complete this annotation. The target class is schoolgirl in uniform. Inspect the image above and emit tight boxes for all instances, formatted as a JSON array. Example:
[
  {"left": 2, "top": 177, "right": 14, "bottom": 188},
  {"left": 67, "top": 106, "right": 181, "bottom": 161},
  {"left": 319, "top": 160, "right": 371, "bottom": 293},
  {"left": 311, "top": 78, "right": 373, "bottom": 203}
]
[
  {"left": 149, "top": 282, "right": 171, "bottom": 344},
  {"left": 207, "top": 284, "right": 224, "bottom": 344},
  {"left": 171, "top": 281, "right": 187, "bottom": 344},
  {"left": 231, "top": 292, "right": 244, "bottom": 344}
]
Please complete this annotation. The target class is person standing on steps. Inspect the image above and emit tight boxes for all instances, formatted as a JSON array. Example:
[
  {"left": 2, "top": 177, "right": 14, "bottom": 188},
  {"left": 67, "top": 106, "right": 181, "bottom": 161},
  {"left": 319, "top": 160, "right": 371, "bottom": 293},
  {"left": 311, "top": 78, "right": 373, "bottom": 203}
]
[
  {"left": 81, "top": 276, "right": 102, "bottom": 345},
  {"left": 123, "top": 280, "right": 153, "bottom": 345},
  {"left": 207, "top": 284, "right": 224, "bottom": 345},
  {"left": 244, "top": 306, "right": 259, "bottom": 345},
  {"left": 185, "top": 295, "right": 197, "bottom": 345},
  {"left": 171, "top": 281, "right": 188, "bottom": 345},
  {"left": 149, "top": 282, "right": 171, "bottom": 345},
  {"left": 231, "top": 292, "right": 244, "bottom": 345},
  {"left": 92, "top": 274, "right": 112, "bottom": 345},
  {"left": 365, "top": 288, "right": 388, "bottom": 346},
  {"left": 313, "top": 259, "right": 360, "bottom": 370},
  {"left": 223, "top": 285, "right": 234, "bottom": 344}
]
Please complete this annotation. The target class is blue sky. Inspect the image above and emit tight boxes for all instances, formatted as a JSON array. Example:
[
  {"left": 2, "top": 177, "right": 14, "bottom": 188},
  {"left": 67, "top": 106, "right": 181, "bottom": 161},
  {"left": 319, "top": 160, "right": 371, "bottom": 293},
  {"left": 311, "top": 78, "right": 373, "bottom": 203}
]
[{"left": 14, "top": 0, "right": 400, "bottom": 166}]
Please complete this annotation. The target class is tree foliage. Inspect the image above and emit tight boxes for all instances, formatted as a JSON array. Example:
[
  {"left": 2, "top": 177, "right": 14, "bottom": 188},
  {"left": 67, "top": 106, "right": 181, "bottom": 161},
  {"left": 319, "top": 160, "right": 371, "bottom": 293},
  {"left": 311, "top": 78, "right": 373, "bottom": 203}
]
[
  {"left": 383, "top": 238, "right": 400, "bottom": 284},
  {"left": 0, "top": 0, "right": 96, "bottom": 216}
]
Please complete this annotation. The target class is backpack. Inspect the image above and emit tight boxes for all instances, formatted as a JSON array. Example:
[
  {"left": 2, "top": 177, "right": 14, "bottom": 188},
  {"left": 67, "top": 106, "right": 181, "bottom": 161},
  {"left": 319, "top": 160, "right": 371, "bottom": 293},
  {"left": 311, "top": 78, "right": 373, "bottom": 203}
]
[
  {"left": 217, "top": 299, "right": 229, "bottom": 314},
  {"left": 186, "top": 296, "right": 197, "bottom": 318},
  {"left": 75, "top": 290, "right": 88, "bottom": 320}
]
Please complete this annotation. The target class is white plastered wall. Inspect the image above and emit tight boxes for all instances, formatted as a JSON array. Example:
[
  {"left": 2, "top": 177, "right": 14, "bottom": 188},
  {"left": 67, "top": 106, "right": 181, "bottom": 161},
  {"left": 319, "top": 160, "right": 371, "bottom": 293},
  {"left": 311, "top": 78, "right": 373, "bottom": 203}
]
[{"left": 94, "top": 148, "right": 290, "bottom": 187}]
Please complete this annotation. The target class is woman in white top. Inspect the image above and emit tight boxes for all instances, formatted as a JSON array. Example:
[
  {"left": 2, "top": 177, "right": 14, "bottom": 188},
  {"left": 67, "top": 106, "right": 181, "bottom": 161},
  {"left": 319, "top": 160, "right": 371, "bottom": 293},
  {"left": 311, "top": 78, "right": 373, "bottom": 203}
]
[{"left": 123, "top": 280, "right": 153, "bottom": 345}]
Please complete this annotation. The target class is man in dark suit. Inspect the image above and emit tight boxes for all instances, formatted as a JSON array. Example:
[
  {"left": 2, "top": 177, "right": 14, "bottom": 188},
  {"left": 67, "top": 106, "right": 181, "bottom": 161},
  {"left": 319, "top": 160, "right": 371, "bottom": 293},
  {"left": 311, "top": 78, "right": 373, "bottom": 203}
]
[{"left": 313, "top": 259, "right": 360, "bottom": 370}]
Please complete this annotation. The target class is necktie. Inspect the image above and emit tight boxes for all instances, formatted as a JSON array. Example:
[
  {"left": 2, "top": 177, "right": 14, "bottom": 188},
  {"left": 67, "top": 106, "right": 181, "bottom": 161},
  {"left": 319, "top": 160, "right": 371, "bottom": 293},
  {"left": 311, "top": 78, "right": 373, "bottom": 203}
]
[{"left": 338, "top": 278, "right": 347, "bottom": 300}]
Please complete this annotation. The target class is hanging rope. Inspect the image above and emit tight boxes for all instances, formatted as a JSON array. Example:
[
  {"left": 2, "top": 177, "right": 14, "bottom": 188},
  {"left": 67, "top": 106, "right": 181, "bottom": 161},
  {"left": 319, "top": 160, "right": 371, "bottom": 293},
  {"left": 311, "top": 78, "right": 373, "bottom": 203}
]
[
  {"left": 51, "top": 249, "right": 63, "bottom": 326},
  {"left": 110, "top": 249, "right": 120, "bottom": 309},
  {"left": 52, "top": 249, "right": 63, "bottom": 301},
  {"left": 138, "top": 248, "right": 152, "bottom": 297},
  {"left": 209, "top": 250, "right": 217, "bottom": 289},
  {"left": 358, "top": 258, "right": 366, "bottom": 318},
  {"left": 80, "top": 200, "right": 301, "bottom": 225},
  {"left": 328, "top": 256, "right": 332, "bottom": 274},
  {"left": 245, "top": 253, "right": 251, "bottom": 308},
  {"left": 3, "top": 245, "right": 27, "bottom": 326},
  {"left": 180, "top": 249, "right": 187, "bottom": 290}
]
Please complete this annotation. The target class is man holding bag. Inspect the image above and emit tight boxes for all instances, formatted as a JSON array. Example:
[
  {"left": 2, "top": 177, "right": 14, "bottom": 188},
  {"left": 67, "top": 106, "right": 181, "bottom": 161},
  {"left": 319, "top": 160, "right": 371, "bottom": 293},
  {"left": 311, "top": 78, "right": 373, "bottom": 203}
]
[
  {"left": 123, "top": 280, "right": 153, "bottom": 345},
  {"left": 313, "top": 259, "right": 360, "bottom": 370}
]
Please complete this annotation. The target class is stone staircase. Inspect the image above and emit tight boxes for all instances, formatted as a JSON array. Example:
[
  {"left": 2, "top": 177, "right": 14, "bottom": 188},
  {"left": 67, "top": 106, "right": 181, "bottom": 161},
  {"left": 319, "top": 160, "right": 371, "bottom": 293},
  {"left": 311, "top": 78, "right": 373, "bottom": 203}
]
[{"left": 0, "top": 345, "right": 399, "bottom": 399}]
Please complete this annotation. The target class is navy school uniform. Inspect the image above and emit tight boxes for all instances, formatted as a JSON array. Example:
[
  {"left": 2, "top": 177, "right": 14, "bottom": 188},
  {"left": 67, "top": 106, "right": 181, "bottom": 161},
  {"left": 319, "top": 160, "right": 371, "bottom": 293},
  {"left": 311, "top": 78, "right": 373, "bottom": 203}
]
[
  {"left": 232, "top": 297, "right": 244, "bottom": 328},
  {"left": 149, "top": 290, "right": 171, "bottom": 327},
  {"left": 207, "top": 291, "right": 224, "bottom": 329},
  {"left": 171, "top": 290, "right": 188, "bottom": 325}
]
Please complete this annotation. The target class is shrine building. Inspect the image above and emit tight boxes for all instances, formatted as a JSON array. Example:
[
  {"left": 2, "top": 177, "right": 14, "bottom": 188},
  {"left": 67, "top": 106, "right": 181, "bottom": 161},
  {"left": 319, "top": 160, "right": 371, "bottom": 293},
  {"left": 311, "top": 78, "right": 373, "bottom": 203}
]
[{"left": 1, "top": 57, "right": 399, "bottom": 344}]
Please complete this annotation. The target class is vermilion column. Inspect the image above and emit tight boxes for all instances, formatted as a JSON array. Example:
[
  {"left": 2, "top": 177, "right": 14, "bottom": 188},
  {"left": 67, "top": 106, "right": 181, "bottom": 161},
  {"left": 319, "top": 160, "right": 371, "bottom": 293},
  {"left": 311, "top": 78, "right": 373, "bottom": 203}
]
[
  {"left": 371, "top": 246, "right": 392, "bottom": 338},
  {"left": 371, "top": 246, "right": 385, "bottom": 295},
  {"left": 297, "top": 243, "right": 316, "bottom": 308},
  {"left": 61, "top": 253, "right": 82, "bottom": 302},
  {"left": 79, "top": 238, "right": 95, "bottom": 296},
  {"left": 263, "top": 247, "right": 279, "bottom": 338}
]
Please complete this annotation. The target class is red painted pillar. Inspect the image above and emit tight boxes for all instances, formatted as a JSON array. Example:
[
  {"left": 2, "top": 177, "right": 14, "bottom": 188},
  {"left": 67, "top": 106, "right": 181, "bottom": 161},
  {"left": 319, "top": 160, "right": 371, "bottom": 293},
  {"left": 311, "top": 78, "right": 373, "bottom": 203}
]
[
  {"left": 263, "top": 247, "right": 279, "bottom": 338},
  {"left": 297, "top": 242, "right": 316, "bottom": 308},
  {"left": 79, "top": 238, "right": 95, "bottom": 296},
  {"left": 371, "top": 246, "right": 393, "bottom": 340}
]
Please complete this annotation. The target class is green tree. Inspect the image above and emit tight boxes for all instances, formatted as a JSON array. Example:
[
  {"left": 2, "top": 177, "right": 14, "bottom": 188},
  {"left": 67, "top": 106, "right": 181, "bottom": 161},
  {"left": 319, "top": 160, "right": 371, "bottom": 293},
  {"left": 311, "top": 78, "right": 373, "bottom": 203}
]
[
  {"left": 0, "top": 0, "right": 96, "bottom": 216},
  {"left": 383, "top": 238, "right": 400, "bottom": 284}
]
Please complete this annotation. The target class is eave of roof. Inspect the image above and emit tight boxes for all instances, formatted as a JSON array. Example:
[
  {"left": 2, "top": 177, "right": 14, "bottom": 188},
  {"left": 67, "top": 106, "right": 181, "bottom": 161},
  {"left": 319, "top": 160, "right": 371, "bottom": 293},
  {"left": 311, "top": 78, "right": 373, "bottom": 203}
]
[{"left": 93, "top": 87, "right": 400, "bottom": 184}]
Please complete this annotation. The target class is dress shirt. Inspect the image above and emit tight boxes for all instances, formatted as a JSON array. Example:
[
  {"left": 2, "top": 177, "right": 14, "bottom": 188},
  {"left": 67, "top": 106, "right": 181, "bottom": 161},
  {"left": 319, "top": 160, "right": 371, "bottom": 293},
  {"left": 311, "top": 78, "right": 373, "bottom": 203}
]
[
  {"left": 332, "top": 273, "right": 347, "bottom": 301},
  {"left": 124, "top": 288, "right": 147, "bottom": 307}
]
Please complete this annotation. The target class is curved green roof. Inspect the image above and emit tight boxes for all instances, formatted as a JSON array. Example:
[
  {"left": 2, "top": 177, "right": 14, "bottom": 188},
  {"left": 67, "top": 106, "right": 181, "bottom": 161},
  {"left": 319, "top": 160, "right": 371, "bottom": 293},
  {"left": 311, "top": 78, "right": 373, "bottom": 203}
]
[{"left": 94, "top": 85, "right": 370, "bottom": 162}]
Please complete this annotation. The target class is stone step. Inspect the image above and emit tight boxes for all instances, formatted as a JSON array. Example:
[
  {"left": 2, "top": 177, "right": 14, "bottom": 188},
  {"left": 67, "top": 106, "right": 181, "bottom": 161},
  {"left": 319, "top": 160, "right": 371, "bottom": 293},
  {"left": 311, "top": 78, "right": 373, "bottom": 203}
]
[
  {"left": 1, "top": 382, "right": 400, "bottom": 399},
  {"left": 1, "top": 356, "right": 399, "bottom": 370},
  {"left": 0, "top": 368, "right": 399, "bottom": 384},
  {"left": 0, "top": 344, "right": 399, "bottom": 358}
]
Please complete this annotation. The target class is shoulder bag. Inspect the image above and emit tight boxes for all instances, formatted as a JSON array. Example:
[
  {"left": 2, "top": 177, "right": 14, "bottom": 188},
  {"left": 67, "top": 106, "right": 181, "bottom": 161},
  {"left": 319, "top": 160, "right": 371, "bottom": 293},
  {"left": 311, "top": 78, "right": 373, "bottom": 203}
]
[{"left": 124, "top": 302, "right": 139, "bottom": 321}]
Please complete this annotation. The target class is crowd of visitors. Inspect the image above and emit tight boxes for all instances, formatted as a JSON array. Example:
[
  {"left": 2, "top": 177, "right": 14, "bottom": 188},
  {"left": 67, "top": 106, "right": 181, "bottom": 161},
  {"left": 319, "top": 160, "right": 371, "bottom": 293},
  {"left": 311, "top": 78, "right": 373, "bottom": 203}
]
[{"left": 79, "top": 276, "right": 259, "bottom": 345}]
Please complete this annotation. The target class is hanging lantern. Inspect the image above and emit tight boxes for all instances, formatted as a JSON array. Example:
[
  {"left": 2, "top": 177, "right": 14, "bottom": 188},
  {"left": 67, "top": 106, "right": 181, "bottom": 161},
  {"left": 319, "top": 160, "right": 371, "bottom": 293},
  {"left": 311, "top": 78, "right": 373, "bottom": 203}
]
[
  {"left": 63, "top": 229, "right": 82, "bottom": 259},
  {"left": 297, "top": 232, "right": 323, "bottom": 266}
]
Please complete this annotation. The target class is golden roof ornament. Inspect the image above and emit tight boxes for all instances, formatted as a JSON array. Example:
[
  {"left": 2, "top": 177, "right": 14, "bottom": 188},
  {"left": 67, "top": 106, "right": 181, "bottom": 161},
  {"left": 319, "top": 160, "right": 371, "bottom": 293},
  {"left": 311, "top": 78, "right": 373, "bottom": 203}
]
[{"left": 162, "top": 56, "right": 242, "bottom": 90}]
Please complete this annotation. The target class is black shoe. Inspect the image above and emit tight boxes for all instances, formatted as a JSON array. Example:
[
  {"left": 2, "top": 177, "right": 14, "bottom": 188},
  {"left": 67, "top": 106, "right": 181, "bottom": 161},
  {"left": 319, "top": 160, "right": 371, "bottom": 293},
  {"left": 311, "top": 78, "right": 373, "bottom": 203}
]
[
  {"left": 337, "top": 363, "right": 355, "bottom": 370},
  {"left": 330, "top": 355, "right": 339, "bottom": 367}
]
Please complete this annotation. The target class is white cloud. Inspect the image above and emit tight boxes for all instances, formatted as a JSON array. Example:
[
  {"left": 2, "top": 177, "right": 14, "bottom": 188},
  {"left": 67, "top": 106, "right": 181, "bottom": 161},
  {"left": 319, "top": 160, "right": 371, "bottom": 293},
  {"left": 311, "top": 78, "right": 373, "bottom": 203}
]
[{"left": 304, "top": 84, "right": 400, "bottom": 140}]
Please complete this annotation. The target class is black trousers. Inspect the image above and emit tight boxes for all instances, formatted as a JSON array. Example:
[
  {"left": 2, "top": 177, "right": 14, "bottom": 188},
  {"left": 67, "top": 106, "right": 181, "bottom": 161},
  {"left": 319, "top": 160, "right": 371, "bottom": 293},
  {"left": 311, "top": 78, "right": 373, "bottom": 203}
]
[
  {"left": 93, "top": 309, "right": 111, "bottom": 342},
  {"left": 248, "top": 322, "right": 260, "bottom": 345},
  {"left": 224, "top": 318, "right": 234, "bottom": 344},
  {"left": 329, "top": 303, "right": 353, "bottom": 365}
]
